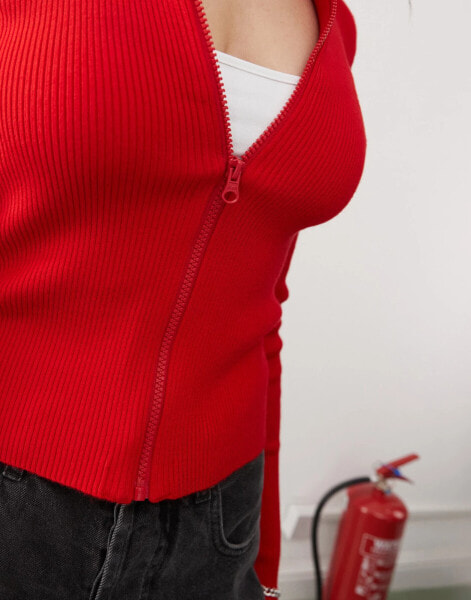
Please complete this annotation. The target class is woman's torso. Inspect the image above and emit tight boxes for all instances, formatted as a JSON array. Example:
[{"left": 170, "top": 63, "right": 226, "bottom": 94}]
[{"left": 0, "top": 0, "right": 367, "bottom": 508}]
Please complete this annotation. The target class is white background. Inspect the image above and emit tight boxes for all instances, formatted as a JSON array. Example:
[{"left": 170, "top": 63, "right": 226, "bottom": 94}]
[{"left": 279, "top": 0, "right": 471, "bottom": 596}]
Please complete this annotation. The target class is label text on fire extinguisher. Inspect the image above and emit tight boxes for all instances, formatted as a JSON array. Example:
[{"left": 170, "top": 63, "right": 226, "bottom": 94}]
[{"left": 354, "top": 533, "right": 401, "bottom": 600}]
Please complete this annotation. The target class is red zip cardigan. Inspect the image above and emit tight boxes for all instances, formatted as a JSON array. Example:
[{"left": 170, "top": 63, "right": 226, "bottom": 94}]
[{"left": 0, "top": 0, "right": 366, "bottom": 590}]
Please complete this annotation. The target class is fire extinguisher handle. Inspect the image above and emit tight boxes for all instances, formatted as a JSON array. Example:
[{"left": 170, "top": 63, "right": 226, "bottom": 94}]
[{"left": 375, "top": 453, "right": 420, "bottom": 482}]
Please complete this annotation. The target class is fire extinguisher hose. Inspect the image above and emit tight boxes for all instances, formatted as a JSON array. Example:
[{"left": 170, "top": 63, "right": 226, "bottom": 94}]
[{"left": 311, "top": 476, "right": 371, "bottom": 600}]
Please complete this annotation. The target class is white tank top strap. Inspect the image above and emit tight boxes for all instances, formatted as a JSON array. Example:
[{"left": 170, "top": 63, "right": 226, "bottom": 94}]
[{"left": 214, "top": 49, "right": 301, "bottom": 158}]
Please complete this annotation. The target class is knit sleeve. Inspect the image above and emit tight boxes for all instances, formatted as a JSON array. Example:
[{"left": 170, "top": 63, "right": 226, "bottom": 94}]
[
  {"left": 337, "top": 0, "right": 358, "bottom": 68},
  {"left": 254, "top": 232, "right": 299, "bottom": 597}
]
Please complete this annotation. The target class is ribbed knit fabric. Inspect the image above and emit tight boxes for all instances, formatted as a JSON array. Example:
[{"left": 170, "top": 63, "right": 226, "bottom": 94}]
[{"left": 0, "top": 0, "right": 366, "bottom": 591}]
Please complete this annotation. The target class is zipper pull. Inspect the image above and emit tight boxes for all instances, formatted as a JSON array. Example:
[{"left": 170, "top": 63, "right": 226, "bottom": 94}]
[{"left": 222, "top": 156, "right": 244, "bottom": 204}]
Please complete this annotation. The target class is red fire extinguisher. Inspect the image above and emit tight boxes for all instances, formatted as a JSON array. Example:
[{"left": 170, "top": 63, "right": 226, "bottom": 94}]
[{"left": 311, "top": 453, "right": 419, "bottom": 600}]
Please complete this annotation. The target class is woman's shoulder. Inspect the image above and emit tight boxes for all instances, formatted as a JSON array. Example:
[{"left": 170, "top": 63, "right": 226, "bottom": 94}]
[{"left": 336, "top": 0, "right": 359, "bottom": 68}]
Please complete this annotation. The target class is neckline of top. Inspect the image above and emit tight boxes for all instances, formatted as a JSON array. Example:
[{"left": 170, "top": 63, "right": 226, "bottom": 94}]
[
  {"left": 214, "top": 49, "right": 301, "bottom": 85},
  {"left": 192, "top": 0, "right": 338, "bottom": 165}
]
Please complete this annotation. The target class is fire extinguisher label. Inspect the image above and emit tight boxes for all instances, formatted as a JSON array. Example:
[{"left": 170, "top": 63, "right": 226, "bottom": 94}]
[{"left": 354, "top": 533, "right": 400, "bottom": 599}]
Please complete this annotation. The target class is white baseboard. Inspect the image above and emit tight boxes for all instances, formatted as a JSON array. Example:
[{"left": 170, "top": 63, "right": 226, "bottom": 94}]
[{"left": 279, "top": 504, "right": 471, "bottom": 600}]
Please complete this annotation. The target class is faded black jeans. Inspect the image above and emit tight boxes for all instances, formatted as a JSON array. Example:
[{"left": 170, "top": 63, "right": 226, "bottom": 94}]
[{"left": 0, "top": 450, "right": 266, "bottom": 600}]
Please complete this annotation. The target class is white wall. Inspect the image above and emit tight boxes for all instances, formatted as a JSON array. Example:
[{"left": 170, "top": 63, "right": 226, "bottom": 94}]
[{"left": 278, "top": 1, "right": 471, "bottom": 597}]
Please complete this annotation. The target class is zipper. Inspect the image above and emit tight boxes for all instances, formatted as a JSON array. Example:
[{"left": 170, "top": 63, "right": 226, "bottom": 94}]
[
  {"left": 133, "top": 175, "right": 234, "bottom": 501},
  {"left": 194, "top": 0, "right": 337, "bottom": 167},
  {"left": 134, "top": 0, "right": 336, "bottom": 500}
]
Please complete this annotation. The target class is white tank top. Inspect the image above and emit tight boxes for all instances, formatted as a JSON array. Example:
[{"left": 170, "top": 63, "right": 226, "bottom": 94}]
[{"left": 215, "top": 49, "right": 301, "bottom": 158}]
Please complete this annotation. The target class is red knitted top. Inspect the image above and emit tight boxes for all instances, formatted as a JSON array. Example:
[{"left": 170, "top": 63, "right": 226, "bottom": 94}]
[{"left": 0, "top": 0, "right": 366, "bottom": 590}]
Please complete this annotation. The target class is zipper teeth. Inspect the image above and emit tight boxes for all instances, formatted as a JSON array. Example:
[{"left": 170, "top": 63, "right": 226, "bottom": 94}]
[
  {"left": 135, "top": 1, "right": 233, "bottom": 498},
  {"left": 135, "top": 181, "right": 226, "bottom": 498},
  {"left": 243, "top": 0, "right": 338, "bottom": 164},
  {"left": 194, "top": 0, "right": 235, "bottom": 159}
]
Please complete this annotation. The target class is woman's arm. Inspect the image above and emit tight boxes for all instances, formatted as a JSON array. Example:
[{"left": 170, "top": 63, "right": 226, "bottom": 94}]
[{"left": 254, "top": 232, "right": 299, "bottom": 596}]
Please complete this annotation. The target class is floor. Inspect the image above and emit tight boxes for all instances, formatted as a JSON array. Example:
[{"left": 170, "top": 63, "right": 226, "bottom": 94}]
[{"left": 388, "top": 586, "right": 471, "bottom": 599}]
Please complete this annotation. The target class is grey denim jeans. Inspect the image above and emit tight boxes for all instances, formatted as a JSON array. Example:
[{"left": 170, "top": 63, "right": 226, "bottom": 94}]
[{"left": 0, "top": 450, "right": 265, "bottom": 600}]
